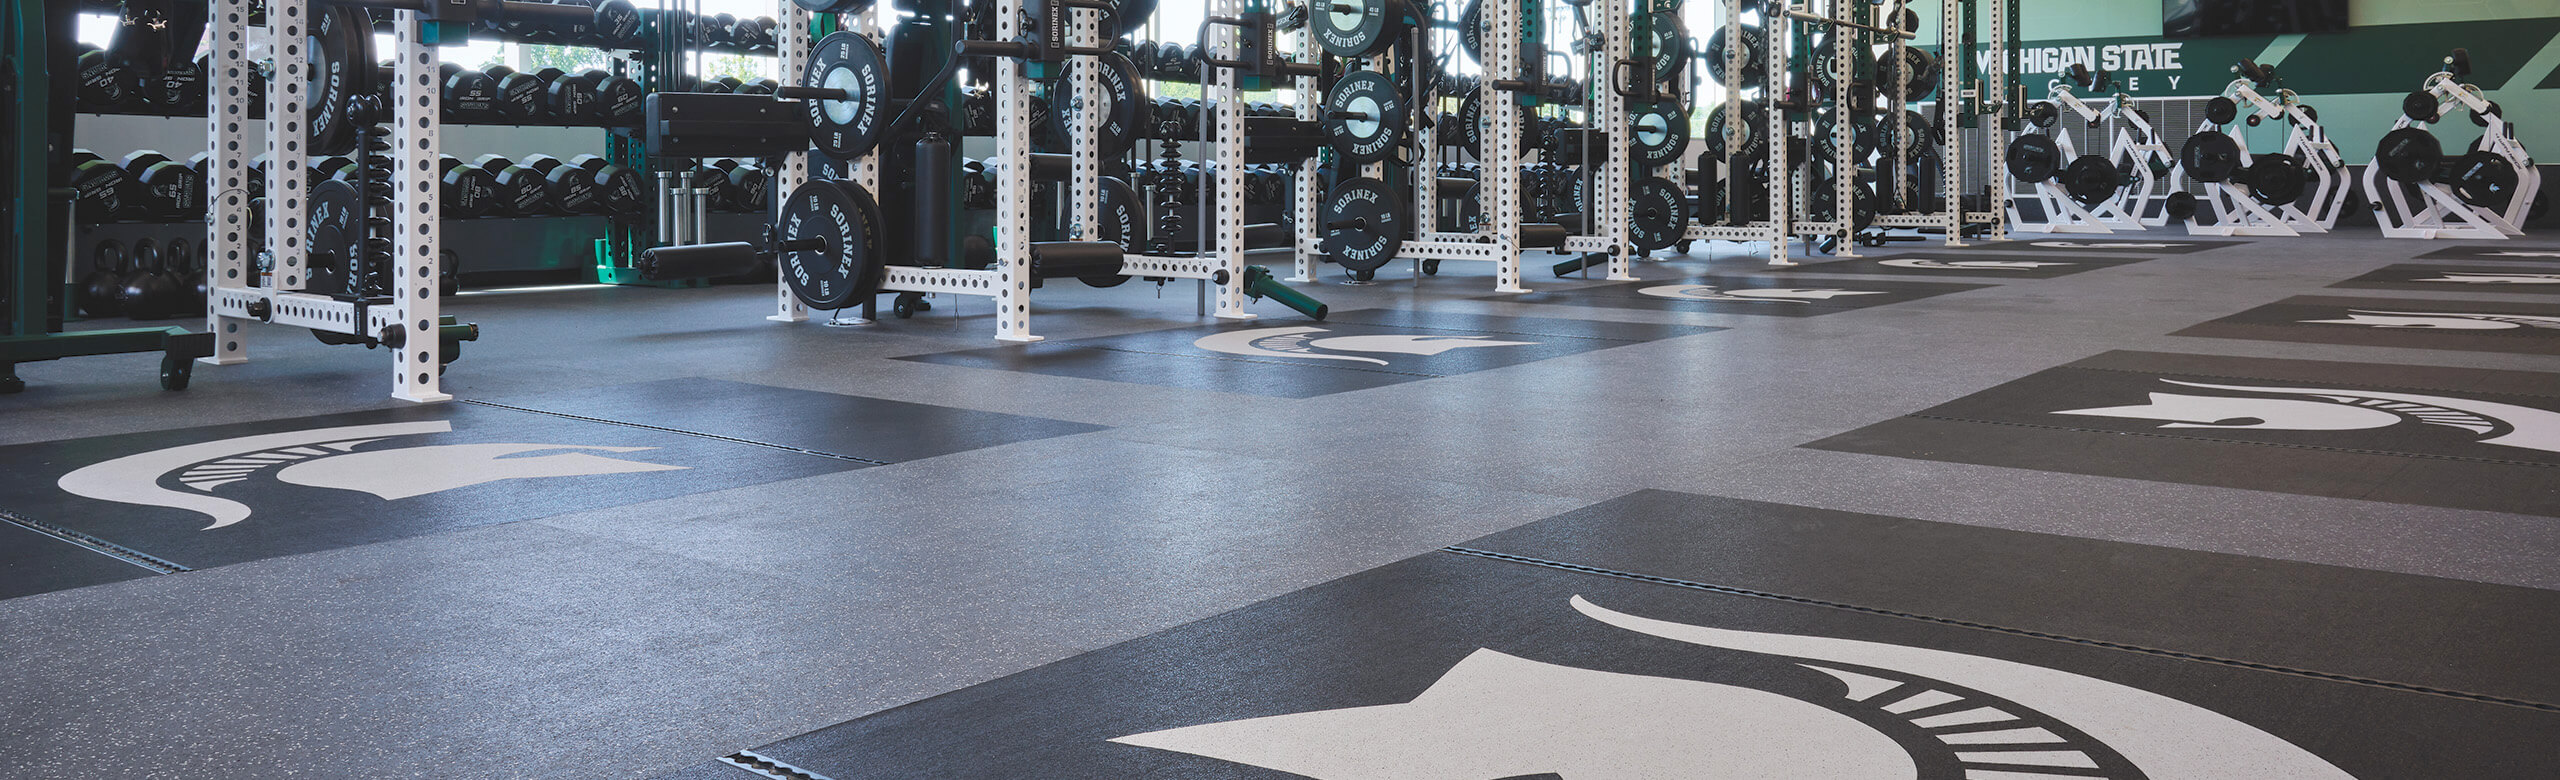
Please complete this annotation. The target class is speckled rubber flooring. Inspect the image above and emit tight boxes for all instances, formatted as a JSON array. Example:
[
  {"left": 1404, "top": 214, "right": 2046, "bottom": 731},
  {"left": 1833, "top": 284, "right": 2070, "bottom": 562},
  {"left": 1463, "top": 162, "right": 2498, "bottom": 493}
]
[{"left": 3, "top": 229, "right": 2557, "bottom": 778}]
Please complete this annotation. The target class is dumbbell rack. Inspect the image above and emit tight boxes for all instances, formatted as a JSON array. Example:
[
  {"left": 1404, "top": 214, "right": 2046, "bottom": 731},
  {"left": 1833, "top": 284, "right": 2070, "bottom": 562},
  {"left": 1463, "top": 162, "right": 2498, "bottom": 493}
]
[
  {"left": 203, "top": 0, "right": 452, "bottom": 402},
  {"left": 2101, "top": 95, "right": 2181, "bottom": 228},
  {"left": 1686, "top": 0, "right": 1791, "bottom": 265},
  {"left": 1864, "top": 0, "right": 1975, "bottom": 247},
  {"left": 0, "top": 0, "right": 213, "bottom": 394},
  {"left": 2362, "top": 71, "right": 2536, "bottom": 240},
  {"left": 2008, "top": 85, "right": 2139, "bottom": 234},
  {"left": 1111, "top": 0, "right": 1254, "bottom": 318}
]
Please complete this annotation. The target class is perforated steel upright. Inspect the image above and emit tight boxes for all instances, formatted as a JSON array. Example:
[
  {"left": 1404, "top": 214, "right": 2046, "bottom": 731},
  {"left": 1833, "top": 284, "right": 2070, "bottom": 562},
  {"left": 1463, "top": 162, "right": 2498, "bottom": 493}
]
[
  {"left": 767, "top": 2, "right": 828, "bottom": 323},
  {"left": 383, "top": 17, "right": 446, "bottom": 401},
  {"left": 1593, "top": 0, "right": 1632, "bottom": 280},
  {"left": 1482, "top": 0, "right": 1524, "bottom": 292},
  {"left": 1205, "top": 0, "right": 1251, "bottom": 317},
  {"left": 203, "top": 0, "right": 257, "bottom": 362},
  {"left": 1290, "top": 19, "right": 1322, "bottom": 283}
]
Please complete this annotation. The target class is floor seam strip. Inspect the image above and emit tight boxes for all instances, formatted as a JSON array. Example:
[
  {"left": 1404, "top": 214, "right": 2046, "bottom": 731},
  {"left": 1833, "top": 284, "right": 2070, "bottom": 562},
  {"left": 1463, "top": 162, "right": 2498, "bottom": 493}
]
[
  {"left": 1068, "top": 344, "right": 1456, "bottom": 378},
  {"left": 1902, "top": 413, "right": 2560, "bottom": 469},
  {"left": 1438, "top": 546, "right": 2560, "bottom": 713},
  {"left": 2, "top": 511, "right": 191, "bottom": 574},
  {"left": 456, "top": 400, "right": 893, "bottom": 465}
]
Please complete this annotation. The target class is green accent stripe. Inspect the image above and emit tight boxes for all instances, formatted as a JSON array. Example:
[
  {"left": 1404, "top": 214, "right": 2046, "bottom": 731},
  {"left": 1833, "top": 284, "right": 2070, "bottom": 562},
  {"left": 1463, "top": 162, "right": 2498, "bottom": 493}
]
[
  {"left": 2253, "top": 33, "right": 2307, "bottom": 70},
  {"left": 2279, "top": 18, "right": 2560, "bottom": 95},
  {"left": 2518, "top": 32, "right": 2560, "bottom": 90}
]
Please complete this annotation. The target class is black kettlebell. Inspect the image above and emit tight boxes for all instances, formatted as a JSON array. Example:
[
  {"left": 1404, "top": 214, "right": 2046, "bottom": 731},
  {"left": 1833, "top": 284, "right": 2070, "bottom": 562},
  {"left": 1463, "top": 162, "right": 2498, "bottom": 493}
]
[
  {"left": 79, "top": 240, "right": 127, "bottom": 317},
  {"left": 168, "top": 237, "right": 207, "bottom": 315},
  {"left": 119, "top": 238, "right": 185, "bottom": 320}
]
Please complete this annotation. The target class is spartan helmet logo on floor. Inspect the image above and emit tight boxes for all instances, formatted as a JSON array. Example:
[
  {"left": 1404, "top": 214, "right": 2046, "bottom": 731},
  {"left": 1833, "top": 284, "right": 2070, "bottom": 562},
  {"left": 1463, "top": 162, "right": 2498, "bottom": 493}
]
[
  {"left": 2412, "top": 272, "right": 2560, "bottom": 284},
  {"left": 2297, "top": 309, "right": 2560, "bottom": 330},
  {"left": 56, "top": 421, "right": 686, "bottom": 529},
  {"left": 1193, "top": 326, "right": 1537, "bottom": 366},
  {"left": 1878, "top": 258, "right": 2072, "bottom": 271},
  {"left": 2053, "top": 380, "right": 2560, "bottom": 455},
  {"left": 1635, "top": 285, "right": 1890, "bottom": 303},
  {"left": 1114, "top": 597, "right": 2355, "bottom": 779}
]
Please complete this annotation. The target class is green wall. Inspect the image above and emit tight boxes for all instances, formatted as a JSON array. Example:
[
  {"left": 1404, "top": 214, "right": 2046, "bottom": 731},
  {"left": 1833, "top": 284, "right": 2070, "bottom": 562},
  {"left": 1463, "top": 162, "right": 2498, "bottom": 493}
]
[{"left": 1920, "top": 0, "right": 2560, "bottom": 157}]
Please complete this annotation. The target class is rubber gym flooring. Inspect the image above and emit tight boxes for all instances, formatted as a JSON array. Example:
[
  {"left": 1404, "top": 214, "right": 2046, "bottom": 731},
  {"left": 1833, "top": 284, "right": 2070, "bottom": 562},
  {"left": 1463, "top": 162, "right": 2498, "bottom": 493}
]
[{"left": 3, "top": 228, "right": 2558, "bottom": 778}]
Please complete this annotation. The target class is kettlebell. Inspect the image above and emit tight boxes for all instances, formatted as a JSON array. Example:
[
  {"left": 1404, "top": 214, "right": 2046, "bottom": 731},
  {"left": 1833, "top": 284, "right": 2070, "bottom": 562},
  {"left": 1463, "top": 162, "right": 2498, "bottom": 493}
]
[
  {"left": 118, "top": 238, "right": 184, "bottom": 320},
  {"left": 168, "top": 238, "right": 207, "bottom": 315},
  {"left": 80, "top": 240, "right": 127, "bottom": 317}
]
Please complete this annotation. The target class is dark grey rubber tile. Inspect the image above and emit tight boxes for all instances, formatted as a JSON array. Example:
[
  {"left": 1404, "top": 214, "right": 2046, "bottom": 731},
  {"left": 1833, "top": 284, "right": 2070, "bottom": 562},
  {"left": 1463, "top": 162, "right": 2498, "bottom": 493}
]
[
  {"left": 1961, "top": 238, "right": 2241, "bottom": 254},
  {"left": 2175, "top": 294, "right": 2560, "bottom": 355},
  {"left": 1495, "top": 274, "right": 1988, "bottom": 316},
  {"left": 1463, "top": 490, "right": 2560, "bottom": 705},
  {"left": 895, "top": 310, "right": 1717, "bottom": 397},
  {"left": 1766, "top": 252, "right": 2150, "bottom": 278},
  {"left": 2329, "top": 264, "right": 2560, "bottom": 294},
  {"left": 1808, "top": 350, "right": 2560, "bottom": 516},
  {"left": 2414, "top": 244, "right": 2560, "bottom": 261},
  {"left": 700, "top": 545, "right": 2556, "bottom": 779},
  {"left": 0, "top": 519, "right": 159, "bottom": 599},
  {"left": 477, "top": 377, "right": 1108, "bottom": 463}
]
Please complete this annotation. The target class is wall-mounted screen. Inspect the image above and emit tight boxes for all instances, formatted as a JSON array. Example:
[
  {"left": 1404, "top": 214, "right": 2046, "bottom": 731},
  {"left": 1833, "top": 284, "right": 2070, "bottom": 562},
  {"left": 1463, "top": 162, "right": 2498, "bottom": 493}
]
[{"left": 2164, "top": 0, "right": 2350, "bottom": 38}]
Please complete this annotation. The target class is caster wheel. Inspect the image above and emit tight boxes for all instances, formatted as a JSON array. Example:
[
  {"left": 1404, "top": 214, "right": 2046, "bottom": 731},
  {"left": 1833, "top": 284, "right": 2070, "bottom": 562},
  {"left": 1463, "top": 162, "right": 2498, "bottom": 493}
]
[
  {"left": 1421, "top": 259, "right": 1440, "bottom": 276},
  {"left": 0, "top": 373, "right": 22, "bottom": 394},
  {"left": 1353, "top": 268, "right": 1375, "bottom": 282},
  {"left": 158, "top": 358, "right": 192, "bottom": 391}
]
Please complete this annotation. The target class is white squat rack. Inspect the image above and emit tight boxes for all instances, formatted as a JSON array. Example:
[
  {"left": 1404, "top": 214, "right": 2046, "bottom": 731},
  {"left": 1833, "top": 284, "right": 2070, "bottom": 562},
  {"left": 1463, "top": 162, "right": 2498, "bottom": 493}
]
[
  {"left": 203, "top": 0, "right": 454, "bottom": 402},
  {"left": 1687, "top": 0, "right": 1791, "bottom": 265}
]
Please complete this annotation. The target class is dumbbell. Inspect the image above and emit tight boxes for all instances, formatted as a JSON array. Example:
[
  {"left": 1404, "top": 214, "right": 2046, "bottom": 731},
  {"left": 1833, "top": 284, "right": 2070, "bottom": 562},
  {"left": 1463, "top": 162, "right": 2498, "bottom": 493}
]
[
  {"left": 474, "top": 154, "right": 554, "bottom": 216},
  {"left": 515, "top": 154, "right": 602, "bottom": 214},
  {"left": 438, "top": 155, "right": 499, "bottom": 218},
  {"left": 482, "top": 65, "right": 547, "bottom": 123},
  {"left": 737, "top": 77, "right": 778, "bottom": 95},
  {"left": 75, "top": 43, "right": 128, "bottom": 110},
  {"left": 589, "top": 70, "right": 645, "bottom": 126},
  {"left": 708, "top": 159, "right": 767, "bottom": 212},
  {"left": 442, "top": 62, "right": 498, "bottom": 123},
  {"left": 1153, "top": 41, "right": 1185, "bottom": 79},
  {"left": 69, "top": 149, "right": 127, "bottom": 223},
  {"left": 547, "top": 0, "right": 644, "bottom": 48},
  {"left": 122, "top": 150, "right": 206, "bottom": 221},
  {"left": 133, "top": 54, "right": 209, "bottom": 115},
  {"left": 706, "top": 13, "right": 738, "bottom": 48},
  {"left": 568, "top": 154, "right": 650, "bottom": 215}
]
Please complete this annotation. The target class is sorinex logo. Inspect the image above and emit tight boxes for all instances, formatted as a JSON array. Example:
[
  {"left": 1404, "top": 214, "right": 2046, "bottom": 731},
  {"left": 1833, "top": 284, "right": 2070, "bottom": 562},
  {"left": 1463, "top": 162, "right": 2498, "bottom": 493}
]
[
  {"left": 57, "top": 421, "right": 685, "bottom": 529},
  {"left": 2054, "top": 380, "right": 2560, "bottom": 455},
  {"left": 1115, "top": 597, "right": 2353, "bottom": 779},
  {"left": 1192, "top": 326, "right": 1535, "bottom": 366},
  {"left": 1636, "top": 284, "right": 1888, "bottom": 303}
]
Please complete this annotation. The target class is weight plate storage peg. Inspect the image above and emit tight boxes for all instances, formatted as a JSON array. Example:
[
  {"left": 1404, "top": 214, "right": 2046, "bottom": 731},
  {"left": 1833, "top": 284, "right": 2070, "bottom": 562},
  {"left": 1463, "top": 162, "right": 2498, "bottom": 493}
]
[
  {"left": 804, "top": 31, "right": 890, "bottom": 162},
  {"left": 1628, "top": 177, "right": 1686, "bottom": 254},
  {"left": 1629, "top": 101, "right": 1690, "bottom": 169},
  {"left": 1322, "top": 177, "right": 1404, "bottom": 273},
  {"left": 1324, "top": 71, "right": 1409, "bottom": 165},
  {"left": 2060, "top": 154, "right": 2121, "bottom": 207},
  {"left": 776, "top": 179, "right": 885, "bottom": 310},
  {"left": 2005, "top": 133, "right": 2061, "bottom": 183},
  {"left": 2375, "top": 127, "right": 2442, "bottom": 183},
  {"left": 1313, "top": 0, "right": 1411, "bottom": 59},
  {"left": 2179, "top": 130, "right": 2243, "bottom": 183}
]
